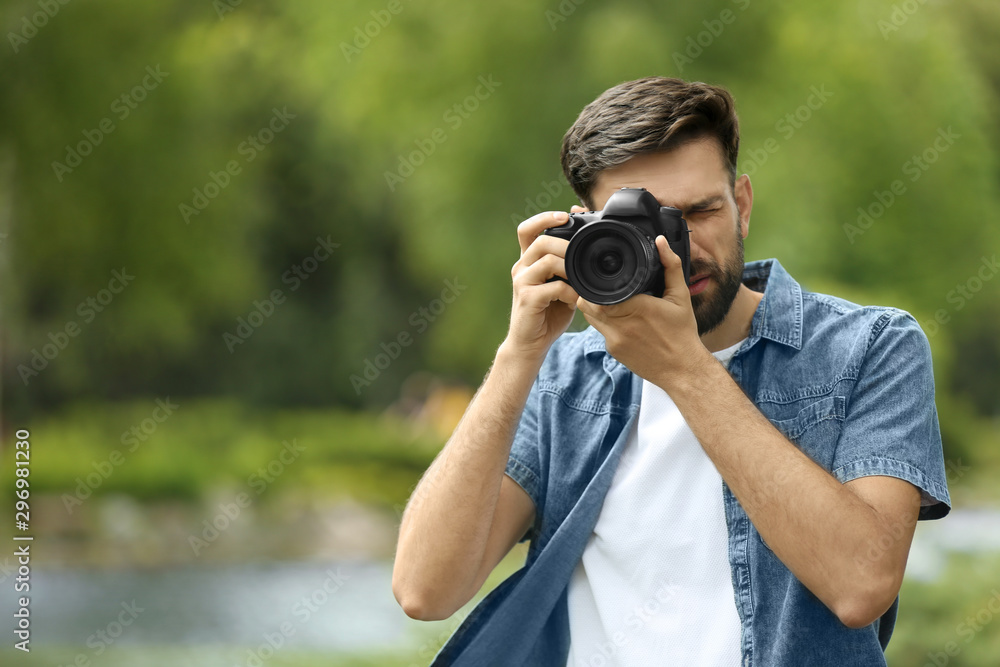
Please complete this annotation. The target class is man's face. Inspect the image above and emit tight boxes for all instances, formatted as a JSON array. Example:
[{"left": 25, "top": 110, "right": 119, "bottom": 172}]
[{"left": 589, "top": 138, "right": 753, "bottom": 335}]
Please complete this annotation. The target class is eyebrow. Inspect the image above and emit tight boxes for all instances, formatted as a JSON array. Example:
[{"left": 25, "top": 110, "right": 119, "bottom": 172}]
[{"left": 683, "top": 194, "right": 726, "bottom": 212}]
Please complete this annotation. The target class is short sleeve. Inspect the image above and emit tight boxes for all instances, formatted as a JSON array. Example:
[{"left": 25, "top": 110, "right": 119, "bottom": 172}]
[
  {"left": 504, "top": 375, "right": 544, "bottom": 543},
  {"left": 831, "top": 311, "right": 951, "bottom": 520}
]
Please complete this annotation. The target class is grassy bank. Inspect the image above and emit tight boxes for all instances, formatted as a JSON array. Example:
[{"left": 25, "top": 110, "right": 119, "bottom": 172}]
[
  {"left": 5, "top": 398, "right": 444, "bottom": 511},
  {"left": 3, "top": 399, "right": 999, "bottom": 665}
]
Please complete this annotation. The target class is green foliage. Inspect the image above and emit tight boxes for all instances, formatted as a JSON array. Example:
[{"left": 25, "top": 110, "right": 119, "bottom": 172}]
[
  {"left": 2, "top": 5, "right": 998, "bottom": 662},
  {"left": 3, "top": 398, "right": 439, "bottom": 507},
  {"left": 1, "top": 1, "right": 998, "bottom": 450},
  {"left": 886, "top": 554, "right": 1000, "bottom": 666}
]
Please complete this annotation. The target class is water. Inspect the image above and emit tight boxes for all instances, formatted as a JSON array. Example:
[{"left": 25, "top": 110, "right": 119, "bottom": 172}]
[
  {"left": 0, "top": 559, "right": 452, "bottom": 655},
  {"left": 1, "top": 508, "right": 995, "bottom": 655},
  {"left": 906, "top": 507, "right": 1000, "bottom": 581}
]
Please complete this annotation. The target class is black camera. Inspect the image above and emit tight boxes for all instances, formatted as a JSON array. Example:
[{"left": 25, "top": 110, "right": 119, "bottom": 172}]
[{"left": 543, "top": 188, "right": 690, "bottom": 305}]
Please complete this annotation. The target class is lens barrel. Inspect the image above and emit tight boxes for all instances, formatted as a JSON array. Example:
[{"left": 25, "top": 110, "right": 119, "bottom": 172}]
[{"left": 565, "top": 222, "right": 659, "bottom": 305}]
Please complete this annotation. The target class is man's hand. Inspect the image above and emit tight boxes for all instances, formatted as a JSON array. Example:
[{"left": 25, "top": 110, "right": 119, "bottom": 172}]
[
  {"left": 506, "top": 211, "right": 581, "bottom": 361},
  {"left": 576, "top": 234, "right": 708, "bottom": 384}
]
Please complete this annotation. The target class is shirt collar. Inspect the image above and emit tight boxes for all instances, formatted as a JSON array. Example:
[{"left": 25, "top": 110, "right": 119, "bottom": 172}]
[
  {"left": 743, "top": 258, "right": 803, "bottom": 351},
  {"left": 582, "top": 257, "right": 803, "bottom": 355}
]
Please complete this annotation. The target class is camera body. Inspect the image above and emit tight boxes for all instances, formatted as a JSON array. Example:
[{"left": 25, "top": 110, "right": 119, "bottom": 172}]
[{"left": 544, "top": 187, "right": 690, "bottom": 305}]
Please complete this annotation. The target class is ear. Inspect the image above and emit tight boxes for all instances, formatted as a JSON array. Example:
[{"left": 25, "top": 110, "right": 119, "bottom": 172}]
[{"left": 734, "top": 173, "right": 753, "bottom": 238}]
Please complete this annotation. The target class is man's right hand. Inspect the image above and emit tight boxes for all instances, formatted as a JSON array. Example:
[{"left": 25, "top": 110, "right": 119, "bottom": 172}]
[
  {"left": 506, "top": 210, "right": 581, "bottom": 361},
  {"left": 394, "top": 210, "right": 584, "bottom": 621}
]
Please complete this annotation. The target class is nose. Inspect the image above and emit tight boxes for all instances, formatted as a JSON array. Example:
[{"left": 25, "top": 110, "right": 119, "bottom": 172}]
[{"left": 687, "top": 233, "right": 706, "bottom": 264}]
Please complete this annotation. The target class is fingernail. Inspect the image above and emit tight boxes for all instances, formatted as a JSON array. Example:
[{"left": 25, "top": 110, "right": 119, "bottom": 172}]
[{"left": 553, "top": 211, "right": 568, "bottom": 221}]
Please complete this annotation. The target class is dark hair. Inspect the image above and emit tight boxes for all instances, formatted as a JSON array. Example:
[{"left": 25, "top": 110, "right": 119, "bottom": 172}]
[{"left": 560, "top": 77, "right": 740, "bottom": 209}]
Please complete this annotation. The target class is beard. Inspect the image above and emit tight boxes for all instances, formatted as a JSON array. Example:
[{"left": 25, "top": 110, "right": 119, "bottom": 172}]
[{"left": 690, "top": 221, "right": 745, "bottom": 336}]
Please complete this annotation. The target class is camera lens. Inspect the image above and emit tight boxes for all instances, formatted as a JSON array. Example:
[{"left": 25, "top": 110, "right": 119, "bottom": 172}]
[
  {"left": 595, "top": 250, "right": 624, "bottom": 277},
  {"left": 581, "top": 237, "right": 634, "bottom": 288},
  {"left": 565, "top": 222, "right": 659, "bottom": 304}
]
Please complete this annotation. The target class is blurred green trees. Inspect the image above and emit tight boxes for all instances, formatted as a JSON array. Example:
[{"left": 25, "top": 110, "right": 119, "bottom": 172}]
[{"left": 2, "top": 0, "right": 998, "bottom": 455}]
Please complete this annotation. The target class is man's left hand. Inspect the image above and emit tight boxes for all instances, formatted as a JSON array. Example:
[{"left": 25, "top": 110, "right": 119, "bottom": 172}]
[{"left": 576, "top": 233, "right": 708, "bottom": 385}]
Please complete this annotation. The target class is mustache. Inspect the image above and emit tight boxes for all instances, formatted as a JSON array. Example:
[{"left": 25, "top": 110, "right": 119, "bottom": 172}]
[{"left": 688, "top": 258, "right": 722, "bottom": 279}]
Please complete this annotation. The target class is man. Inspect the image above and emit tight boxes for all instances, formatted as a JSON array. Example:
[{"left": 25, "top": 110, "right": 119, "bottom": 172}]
[{"left": 392, "top": 77, "right": 950, "bottom": 666}]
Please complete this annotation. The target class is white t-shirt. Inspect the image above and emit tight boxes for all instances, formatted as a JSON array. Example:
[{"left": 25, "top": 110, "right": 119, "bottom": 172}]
[{"left": 565, "top": 339, "right": 745, "bottom": 667}]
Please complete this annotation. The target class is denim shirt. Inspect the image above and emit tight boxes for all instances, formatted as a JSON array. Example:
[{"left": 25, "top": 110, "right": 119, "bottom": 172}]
[{"left": 429, "top": 258, "right": 951, "bottom": 667}]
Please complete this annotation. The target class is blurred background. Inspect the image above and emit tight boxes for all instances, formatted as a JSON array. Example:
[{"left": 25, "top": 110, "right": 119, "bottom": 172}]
[{"left": 1, "top": 0, "right": 999, "bottom": 664}]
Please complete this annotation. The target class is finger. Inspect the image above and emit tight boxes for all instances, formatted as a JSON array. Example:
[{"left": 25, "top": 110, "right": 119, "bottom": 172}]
[
  {"left": 575, "top": 296, "right": 603, "bottom": 320},
  {"left": 527, "top": 279, "right": 579, "bottom": 308},
  {"left": 656, "top": 236, "right": 691, "bottom": 302},
  {"left": 575, "top": 293, "right": 639, "bottom": 320},
  {"left": 570, "top": 205, "right": 587, "bottom": 213},
  {"left": 576, "top": 298, "right": 608, "bottom": 335},
  {"left": 519, "top": 234, "right": 570, "bottom": 267},
  {"left": 514, "top": 253, "right": 567, "bottom": 286},
  {"left": 517, "top": 211, "right": 569, "bottom": 254}
]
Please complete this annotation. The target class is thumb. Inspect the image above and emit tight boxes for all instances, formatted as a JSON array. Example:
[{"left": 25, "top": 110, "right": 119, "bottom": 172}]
[{"left": 655, "top": 235, "right": 690, "bottom": 302}]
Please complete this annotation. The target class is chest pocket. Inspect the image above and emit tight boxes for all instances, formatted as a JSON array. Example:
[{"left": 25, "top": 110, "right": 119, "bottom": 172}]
[
  {"left": 767, "top": 395, "right": 846, "bottom": 442},
  {"left": 763, "top": 394, "right": 848, "bottom": 477}
]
